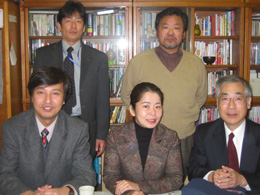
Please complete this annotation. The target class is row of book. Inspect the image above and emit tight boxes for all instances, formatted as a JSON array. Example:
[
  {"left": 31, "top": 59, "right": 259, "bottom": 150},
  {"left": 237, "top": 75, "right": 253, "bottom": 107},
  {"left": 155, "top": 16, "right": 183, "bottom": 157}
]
[
  {"left": 29, "top": 11, "right": 60, "bottom": 36},
  {"left": 195, "top": 11, "right": 235, "bottom": 36},
  {"left": 195, "top": 40, "right": 233, "bottom": 65},
  {"left": 249, "top": 106, "right": 260, "bottom": 124},
  {"left": 250, "top": 42, "right": 260, "bottom": 65},
  {"left": 140, "top": 38, "right": 159, "bottom": 52},
  {"left": 250, "top": 70, "right": 260, "bottom": 96},
  {"left": 84, "top": 12, "right": 125, "bottom": 36},
  {"left": 83, "top": 39, "right": 126, "bottom": 66},
  {"left": 252, "top": 17, "right": 260, "bottom": 36},
  {"left": 109, "top": 68, "right": 124, "bottom": 95},
  {"left": 140, "top": 11, "right": 157, "bottom": 38},
  {"left": 207, "top": 70, "right": 234, "bottom": 95},
  {"left": 30, "top": 39, "right": 50, "bottom": 64},
  {"left": 197, "top": 106, "right": 220, "bottom": 125},
  {"left": 29, "top": 11, "right": 126, "bottom": 37},
  {"left": 197, "top": 105, "right": 260, "bottom": 126},
  {"left": 110, "top": 106, "right": 126, "bottom": 124}
]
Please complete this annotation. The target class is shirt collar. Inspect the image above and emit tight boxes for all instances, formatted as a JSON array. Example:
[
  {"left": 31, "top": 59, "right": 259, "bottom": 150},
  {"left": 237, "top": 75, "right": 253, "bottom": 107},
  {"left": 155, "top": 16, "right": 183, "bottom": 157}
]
[
  {"left": 62, "top": 40, "right": 81, "bottom": 54},
  {"left": 36, "top": 116, "right": 58, "bottom": 141},
  {"left": 224, "top": 119, "right": 246, "bottom": 143}
]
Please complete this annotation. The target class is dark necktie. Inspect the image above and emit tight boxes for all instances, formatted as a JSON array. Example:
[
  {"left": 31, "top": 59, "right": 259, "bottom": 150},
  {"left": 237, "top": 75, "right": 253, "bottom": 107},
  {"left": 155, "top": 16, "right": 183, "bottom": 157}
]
[
  {"left": 63, "top": 47, "right": 76, "bottom": 115},
  {"left": 228, "top": 133, "right": 240, "bottom": 172},
  {"left": 41, "top": 128, "right": 49, "bottom": 148}
]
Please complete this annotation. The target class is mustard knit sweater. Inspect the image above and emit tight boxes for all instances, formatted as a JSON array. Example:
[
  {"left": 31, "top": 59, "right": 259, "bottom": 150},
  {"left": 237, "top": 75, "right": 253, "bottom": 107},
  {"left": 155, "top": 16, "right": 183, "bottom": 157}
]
[{"left": 121, "top": 49, "right": 208, "bottom": 139}]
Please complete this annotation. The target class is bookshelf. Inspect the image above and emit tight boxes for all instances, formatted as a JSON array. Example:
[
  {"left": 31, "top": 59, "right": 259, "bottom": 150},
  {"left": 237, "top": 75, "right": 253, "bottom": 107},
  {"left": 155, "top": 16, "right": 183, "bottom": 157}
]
[
  {"left": 0, "top": 0, "right": 22, "bottom": 149},
  {"left": 133, "top": 0, "right": 245, "bottom": 106},
  {"left": 245, "top": 0, "right": 260, "bottom": 106},
  {"left": 20, "top": 0, "right": 132, "bottom": 128}
]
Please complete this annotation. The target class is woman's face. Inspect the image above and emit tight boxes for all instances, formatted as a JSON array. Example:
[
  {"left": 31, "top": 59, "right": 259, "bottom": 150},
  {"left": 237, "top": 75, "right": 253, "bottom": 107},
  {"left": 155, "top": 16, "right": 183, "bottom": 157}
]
[{"left": 130, "top": 91, "right": 163, "bottom": 129}]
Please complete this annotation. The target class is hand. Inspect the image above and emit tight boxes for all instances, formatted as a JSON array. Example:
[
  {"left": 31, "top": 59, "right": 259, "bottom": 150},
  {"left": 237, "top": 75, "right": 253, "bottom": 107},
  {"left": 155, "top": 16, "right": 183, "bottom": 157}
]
[
  {"left": 214, "top": 165, "right": 248, "bottom": 189},
  {"left": 37, "top": 185, "right": 53, "bottom": 192},
  {"left": 115, "top": 180, "right": 140, "bottom": 195},
  {"left": 36, "top": 186, "right": 69, "bottom": 195},
  {"left": 95, "top": 139, "right": 106, "bottom": 157},
  {"left": 21, "top": 186, "right": 53, "bottom": 195},
  {"left": 129, "top": 191, "right": 145, "bottom": 195}
]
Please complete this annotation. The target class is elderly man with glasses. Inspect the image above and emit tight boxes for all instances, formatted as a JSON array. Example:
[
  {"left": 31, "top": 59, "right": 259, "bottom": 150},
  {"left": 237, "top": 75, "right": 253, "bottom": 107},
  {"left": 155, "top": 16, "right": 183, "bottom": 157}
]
[{"left": 182, "top": 75, "right": 260, "bottom": 195}]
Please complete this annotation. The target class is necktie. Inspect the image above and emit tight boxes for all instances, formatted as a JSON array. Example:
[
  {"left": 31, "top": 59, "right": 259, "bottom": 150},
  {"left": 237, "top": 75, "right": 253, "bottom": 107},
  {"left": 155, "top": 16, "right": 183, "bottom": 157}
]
[
  {"left": 228, "top": 133, "right": 240, "bottom": 172},
  {"left": 41, "top": 128, "right": 49, "bottom": 148},
  {"left": 63, "top": 47, "right": 76, "bottom": 115}
]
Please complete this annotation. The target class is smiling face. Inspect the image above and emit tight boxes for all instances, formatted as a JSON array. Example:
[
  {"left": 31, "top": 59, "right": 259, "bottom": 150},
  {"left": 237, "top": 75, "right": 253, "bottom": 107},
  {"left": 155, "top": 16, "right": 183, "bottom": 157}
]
[
  {"left": 156, "top": 15, "right": 186, "bottom": 54},
  {"left": 129, "top": 91, "right": 163, "bottom": 129},
  {"left": 217, "top": 82, "right": 251, "bottom": 131},
  {"left": 32, "top": 83, "right": 65, "bottom": 127},
  {"left": 57, "top": 11, "right": 85, "bottom": 46}
]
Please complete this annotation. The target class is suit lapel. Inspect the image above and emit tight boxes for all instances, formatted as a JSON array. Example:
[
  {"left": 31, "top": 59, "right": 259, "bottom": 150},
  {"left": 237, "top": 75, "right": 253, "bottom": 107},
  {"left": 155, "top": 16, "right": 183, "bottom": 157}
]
[
  {"left": 144, "top": 125, "right": 164, "bottom": 178},
  {"left": 80, "top": 44, "right": 93, "bottom": 87},
  {"left": 51, "top": 41, "right": 64, "bottom": 69},
  {"left": 212, "top": 120, "right": 228, "bottom": 167},
  {"left": 44, "top": 112, "right": 67, "bottom": 178},
  {"left": 119, "top": 121, "right": 144, "bottom": 180},
  {"left": 240, "top": 120, "right": 260, "bottom": 172},
  {"left": 24, "top": 110, "right": 45, "bottom": 172}
]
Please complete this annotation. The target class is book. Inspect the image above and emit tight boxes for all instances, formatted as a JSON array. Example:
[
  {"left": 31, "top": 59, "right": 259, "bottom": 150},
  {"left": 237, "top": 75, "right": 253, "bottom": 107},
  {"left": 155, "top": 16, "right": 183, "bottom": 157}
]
[
  {"left": 87, "top": 13, "right": 93, "bottom": 36},
  {"left": 211, "top": 15, "right": 216, "bottom": 36}
]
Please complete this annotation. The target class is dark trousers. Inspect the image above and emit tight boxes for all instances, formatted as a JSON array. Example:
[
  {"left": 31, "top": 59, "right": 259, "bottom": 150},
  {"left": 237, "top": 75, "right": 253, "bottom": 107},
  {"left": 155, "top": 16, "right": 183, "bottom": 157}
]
[{"left": 180, "top": 134, "right": 194, "bottom": 181}]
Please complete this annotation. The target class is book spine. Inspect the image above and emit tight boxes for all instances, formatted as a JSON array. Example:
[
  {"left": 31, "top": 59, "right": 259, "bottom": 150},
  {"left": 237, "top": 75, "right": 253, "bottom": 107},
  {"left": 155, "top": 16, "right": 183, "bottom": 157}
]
[
  {"left": 231, "top": 11, "right": 235, "bottom": 36},
  {"left": 258, "top": 43, "right": 260, "bottom": 65},
  {"left": 87, "top": 13, "right": 93, "bottom": 36}
]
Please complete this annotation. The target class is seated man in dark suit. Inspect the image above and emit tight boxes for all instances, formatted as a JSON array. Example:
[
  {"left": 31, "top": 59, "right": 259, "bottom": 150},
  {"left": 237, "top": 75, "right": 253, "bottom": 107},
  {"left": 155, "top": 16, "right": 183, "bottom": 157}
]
[
  {"left": 0, "top": 66, "right": 96, "bottom": 195},
  {"left": 183, "top": 75, "right": 260, "bottom": 194}
]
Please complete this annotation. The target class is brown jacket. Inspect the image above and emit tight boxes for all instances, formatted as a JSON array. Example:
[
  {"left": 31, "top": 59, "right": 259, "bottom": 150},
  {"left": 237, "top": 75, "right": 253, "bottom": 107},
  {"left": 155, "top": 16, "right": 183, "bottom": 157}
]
[{"left": 103, "top": 120, "right": 183, "bottom": 194}]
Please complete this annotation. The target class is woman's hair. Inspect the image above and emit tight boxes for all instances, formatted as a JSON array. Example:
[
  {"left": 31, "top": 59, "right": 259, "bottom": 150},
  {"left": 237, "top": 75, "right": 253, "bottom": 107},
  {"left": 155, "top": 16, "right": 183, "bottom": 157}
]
[{"left": 130, "top": 82, "right": 164, "bottom": 109}]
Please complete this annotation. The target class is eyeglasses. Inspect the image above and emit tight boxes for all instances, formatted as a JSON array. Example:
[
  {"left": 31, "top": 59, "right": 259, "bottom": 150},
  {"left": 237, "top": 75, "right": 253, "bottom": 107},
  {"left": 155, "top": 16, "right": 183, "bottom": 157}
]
[{"left": 219, "top": 95, "right": 246, "bottom": 105}]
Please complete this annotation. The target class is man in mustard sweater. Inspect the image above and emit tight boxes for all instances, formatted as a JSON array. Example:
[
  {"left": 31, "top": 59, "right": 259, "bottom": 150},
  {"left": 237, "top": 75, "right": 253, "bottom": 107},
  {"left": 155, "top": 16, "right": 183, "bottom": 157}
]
[{"left": 121, "top": 7, "right": 208, "bottom": 179}]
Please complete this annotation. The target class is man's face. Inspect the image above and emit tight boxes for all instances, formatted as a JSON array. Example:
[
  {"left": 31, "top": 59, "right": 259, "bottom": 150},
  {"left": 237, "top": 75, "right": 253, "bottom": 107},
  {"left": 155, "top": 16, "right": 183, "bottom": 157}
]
[
  {"left": 217, "top": 82, "right": 251, "bottom": 131},
  {"left": 57, "top": 11, "right": 85, "bottom": 46},
  {"left": 156, "top": 15, "right": 186, "bottom": 54},
  {"left": 32, "top": 83, "right": 65, "bottom": 127}
]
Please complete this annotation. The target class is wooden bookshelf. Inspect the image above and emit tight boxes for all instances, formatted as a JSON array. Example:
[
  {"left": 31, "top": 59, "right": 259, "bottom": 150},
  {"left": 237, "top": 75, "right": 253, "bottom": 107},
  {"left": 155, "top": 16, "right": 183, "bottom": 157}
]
[
  {"left": 244, "top": 1, "right": 260, "bottom": 109},
  {"left": 0, "top": 0, "right": 22, "bottom": 149}
]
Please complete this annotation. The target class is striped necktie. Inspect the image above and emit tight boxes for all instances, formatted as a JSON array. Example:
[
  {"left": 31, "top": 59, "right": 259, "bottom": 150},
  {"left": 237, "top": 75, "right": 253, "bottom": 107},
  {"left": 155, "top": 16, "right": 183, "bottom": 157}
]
[
  {"left": 63, "top": 46, "right": 76, "bottom": 115},
  {"left": 41, "top": 128, "right": 49, "bottom": 148}
]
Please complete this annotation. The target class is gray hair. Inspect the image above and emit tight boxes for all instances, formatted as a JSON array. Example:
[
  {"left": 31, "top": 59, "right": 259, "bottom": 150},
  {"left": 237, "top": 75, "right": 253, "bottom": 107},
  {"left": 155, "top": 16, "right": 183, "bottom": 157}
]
[{"left": 215, "top": 75, "right": 252, "bottom": 104}]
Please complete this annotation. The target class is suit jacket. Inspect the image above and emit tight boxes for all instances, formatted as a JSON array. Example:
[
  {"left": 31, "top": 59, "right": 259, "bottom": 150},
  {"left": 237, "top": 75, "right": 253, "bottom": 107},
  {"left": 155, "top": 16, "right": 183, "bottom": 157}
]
[
  {"left": 103, "top": 121, "right": 183, "bottom": 194},
  {"left": 34, "top": 41, "right": 110, "bottom": 155},
  {"left": 188, "top": 118, "right": 260, "bottom": 194},
  {"left": 0, "top": 109, "right": 96, "bottom": 195}
]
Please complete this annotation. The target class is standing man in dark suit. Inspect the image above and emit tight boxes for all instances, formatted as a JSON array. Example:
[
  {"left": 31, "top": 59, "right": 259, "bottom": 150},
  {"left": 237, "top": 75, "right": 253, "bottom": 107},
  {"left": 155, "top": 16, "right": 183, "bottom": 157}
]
[
  {"left": 183, "top": 75, "right": 260, "bottom": 194},
  {"left": 0, "top": 66, "right": 96, "bottom": 195},
  {"left": 34, "top": 0, "right": 109, "bottom": 158}
]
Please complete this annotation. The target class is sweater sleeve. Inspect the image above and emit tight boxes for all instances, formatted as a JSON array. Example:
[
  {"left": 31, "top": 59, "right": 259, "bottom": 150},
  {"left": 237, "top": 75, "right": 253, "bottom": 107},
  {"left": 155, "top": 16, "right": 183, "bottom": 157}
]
[
  {"left": 195, "top": 59, "right": 208, "bottom": 107},
  {"left": 121, "top": 58, "right": 138, "bottom": 108}
]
